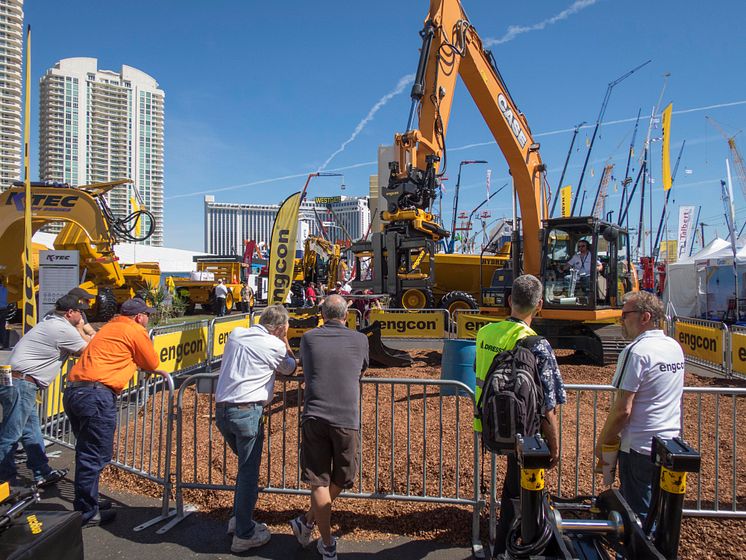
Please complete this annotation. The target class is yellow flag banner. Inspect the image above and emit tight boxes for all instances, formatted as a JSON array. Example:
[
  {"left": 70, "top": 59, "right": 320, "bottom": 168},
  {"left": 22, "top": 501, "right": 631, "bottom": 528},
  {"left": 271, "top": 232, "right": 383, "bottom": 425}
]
[
  {"left": 268, "top": 192, "right": 301, "bottom": 305},
  {"left": 22, "top": 25, "right": 36, "bottom": 333},
  {"left": 661, "top": 103, "right": 673, "bottom": 191},
  {"left": 130, "top": 196, "right": 142, "bottom": 237},
  {"left": 560, "top": 185, "right": 572, "bottom": 217}
]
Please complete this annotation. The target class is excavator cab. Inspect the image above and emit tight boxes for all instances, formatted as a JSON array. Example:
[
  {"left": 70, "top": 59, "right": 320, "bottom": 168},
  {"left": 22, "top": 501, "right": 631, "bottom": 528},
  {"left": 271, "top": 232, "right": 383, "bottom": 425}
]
[{"left": 540, "top": 217, "right": 633, "bottom": 311}]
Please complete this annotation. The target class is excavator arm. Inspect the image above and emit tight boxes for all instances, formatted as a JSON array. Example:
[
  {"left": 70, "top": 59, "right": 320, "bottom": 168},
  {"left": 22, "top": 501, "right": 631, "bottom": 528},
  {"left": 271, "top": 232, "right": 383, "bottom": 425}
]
[{"left": 387, "top": 0, "right": 548, "bottom": 274}]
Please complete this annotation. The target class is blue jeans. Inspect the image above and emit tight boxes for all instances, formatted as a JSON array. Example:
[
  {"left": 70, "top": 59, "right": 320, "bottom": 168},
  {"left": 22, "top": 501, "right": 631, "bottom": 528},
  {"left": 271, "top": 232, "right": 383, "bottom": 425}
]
[
  {"left": 619, "top": 449, "right": 654, "bottom": 521},
  {"left": 63, "top": 385, "right": 117, "bottom": 523},
  {"left": 216, "top": 403, "right": 264, "bottom": 539},
  {"left": 0, "top": 380, "right": 53, "bottom": 482}
]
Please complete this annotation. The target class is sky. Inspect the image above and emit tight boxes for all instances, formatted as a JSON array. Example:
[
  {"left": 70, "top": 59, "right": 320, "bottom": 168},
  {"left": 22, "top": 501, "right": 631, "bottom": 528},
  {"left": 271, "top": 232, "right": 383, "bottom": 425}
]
[{"left": 24, "top": 0, "right": 746, "bottom": 253}]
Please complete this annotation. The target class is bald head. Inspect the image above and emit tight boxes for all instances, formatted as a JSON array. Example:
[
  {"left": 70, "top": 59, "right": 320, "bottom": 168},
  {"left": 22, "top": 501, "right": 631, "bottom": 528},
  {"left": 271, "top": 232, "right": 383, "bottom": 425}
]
[{"left": 321, "top": 294, "right": 347, "bottom": 322}]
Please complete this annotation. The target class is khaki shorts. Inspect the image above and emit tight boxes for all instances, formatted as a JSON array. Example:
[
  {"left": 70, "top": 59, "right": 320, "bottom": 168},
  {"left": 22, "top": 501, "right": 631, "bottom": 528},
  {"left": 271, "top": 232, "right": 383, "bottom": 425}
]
[{"left": 300, "top": 417, "right": 359, "bottom": 489}]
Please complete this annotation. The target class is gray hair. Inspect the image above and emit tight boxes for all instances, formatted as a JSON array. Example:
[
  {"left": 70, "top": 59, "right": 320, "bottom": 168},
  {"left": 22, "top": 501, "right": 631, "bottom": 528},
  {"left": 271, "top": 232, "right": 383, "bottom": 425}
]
[
  {"left": 511, "top": 274, "right": 543, "bottom": 314},
  {"left": 623, "top": 291, "right": 664, "bottom": 326},
  {"left": 321, "top": 294, "right": 347, "bottom": 321},
  {"left": 259, "top": 304, "right": 289, "bottom": 330}
]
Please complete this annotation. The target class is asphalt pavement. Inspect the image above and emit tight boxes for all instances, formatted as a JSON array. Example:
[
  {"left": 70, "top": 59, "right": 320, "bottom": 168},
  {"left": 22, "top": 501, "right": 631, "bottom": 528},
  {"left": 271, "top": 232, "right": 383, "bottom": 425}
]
[{"left": 14, "top": 445, "right": 475, "bottom": 559}]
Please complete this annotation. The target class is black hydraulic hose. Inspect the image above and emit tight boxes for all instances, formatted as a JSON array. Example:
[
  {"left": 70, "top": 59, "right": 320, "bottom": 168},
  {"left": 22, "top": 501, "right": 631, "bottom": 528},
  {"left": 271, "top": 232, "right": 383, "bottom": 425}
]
[
  {"left": 407, "top": 21, "right": 435, "bottom": 131},
  {"left": 505, "top": 509, "right": 553, "bottom": 558}
]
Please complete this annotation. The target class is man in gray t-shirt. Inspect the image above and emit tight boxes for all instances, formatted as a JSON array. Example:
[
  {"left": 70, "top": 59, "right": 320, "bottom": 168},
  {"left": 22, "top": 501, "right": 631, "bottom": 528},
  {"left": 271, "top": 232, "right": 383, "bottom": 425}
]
[
  {"left": 0, "top": 295, "right": 92, "bottom": 485},
  {"left": 290, "top": 295, "right": 368, "bottom": 558}
]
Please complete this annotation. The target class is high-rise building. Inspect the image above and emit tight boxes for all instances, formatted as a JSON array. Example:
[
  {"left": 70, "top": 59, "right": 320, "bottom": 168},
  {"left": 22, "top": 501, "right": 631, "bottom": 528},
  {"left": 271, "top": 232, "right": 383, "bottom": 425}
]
[
  {"left": 204, "top": 195, "right": 370, "bottom": 255},
  {"left": 39, "top": 58, "right": 165, "bottom": 245},
  {"left": 0, "top": 0, "right": 23, "bottom": 189}
]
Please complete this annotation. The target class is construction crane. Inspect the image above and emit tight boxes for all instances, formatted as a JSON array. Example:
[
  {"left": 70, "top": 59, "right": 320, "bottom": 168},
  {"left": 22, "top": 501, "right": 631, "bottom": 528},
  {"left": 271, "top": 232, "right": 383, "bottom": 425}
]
[{"left": 706, "top": 116, "right": 746, "bottom": 200}]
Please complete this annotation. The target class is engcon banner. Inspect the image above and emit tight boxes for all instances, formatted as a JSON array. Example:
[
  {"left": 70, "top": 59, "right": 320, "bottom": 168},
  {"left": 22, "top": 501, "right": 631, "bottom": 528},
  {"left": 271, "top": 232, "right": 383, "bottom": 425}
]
[
  {"left": 731, "top": 332, "right": 746, "bottom": 376},
  {"left": 674, "top": 321, "right": 722, "bottom": 364},
  {"left": 456, "top": 313, "right": 503, "bottom": 339},
  {"left": 212, "top": 315, "right": 252, "bottom": 359},
  {"left": 154, "top": 327, "right": 209, "bottom": 373},
  {"left": 268, "top": 192, "right": 301, "bottom": 305},
  {"left": 368, "top": 310, "right": 445, "bottom": 338}
]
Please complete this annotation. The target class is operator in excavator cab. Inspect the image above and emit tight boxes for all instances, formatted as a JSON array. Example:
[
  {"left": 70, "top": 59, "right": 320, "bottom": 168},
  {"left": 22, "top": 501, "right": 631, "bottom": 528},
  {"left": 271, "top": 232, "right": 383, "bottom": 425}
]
[{"left": 563, "top": 239, "right": 603, "bottom": 298}]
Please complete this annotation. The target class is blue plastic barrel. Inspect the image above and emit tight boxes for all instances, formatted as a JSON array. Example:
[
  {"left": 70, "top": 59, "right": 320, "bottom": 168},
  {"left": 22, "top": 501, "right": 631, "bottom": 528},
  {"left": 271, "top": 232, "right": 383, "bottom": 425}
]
[{"left": 440, "top": 339, "right": 476, "bottom": 396}]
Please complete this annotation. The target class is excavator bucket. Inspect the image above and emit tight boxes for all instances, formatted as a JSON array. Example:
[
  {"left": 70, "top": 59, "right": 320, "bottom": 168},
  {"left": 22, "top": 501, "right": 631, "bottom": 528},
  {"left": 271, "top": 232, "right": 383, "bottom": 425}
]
[{"left": 361, "top": 322, "right": 413, "bottom": 368}]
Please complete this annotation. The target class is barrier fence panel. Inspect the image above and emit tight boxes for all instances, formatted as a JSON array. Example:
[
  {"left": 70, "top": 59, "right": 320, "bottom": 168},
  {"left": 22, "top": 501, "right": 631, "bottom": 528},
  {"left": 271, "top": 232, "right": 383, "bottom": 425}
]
[
  {"left": 38, "top": 368, "right": 177, "bottom": 530},
  {"left": 160, "top": 373, "right": 484, "bottom": 556},
  {"left": 368, "top": 308, "right": 450, "bottom": 340},
  {"left": 672, "top": 317, "right": 729, "bottom": 376},
  {"left": 208, "top": 313, "right": 252, "bottom": 366},
  {"left": 451, "top": 310, "right": 504, "bottom": 340},
  {"left": 730, "top": 324, "right": 746, "bottom": 379},
  {"left": 538, "top": 383, "right": 746, "bottom": 519},
  {"left": 151, "top": 319, "right": 211, "bottom": 376}
]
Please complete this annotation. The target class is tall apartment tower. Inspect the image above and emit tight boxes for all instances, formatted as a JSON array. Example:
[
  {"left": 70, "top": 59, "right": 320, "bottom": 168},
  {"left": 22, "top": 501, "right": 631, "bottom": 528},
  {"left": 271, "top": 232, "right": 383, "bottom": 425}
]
[
  {"left": 39, "top": 58, "right": 165, "bottom": 245},
  {"left": 0, "top": 0, "right": 23, "bottom": 189}
]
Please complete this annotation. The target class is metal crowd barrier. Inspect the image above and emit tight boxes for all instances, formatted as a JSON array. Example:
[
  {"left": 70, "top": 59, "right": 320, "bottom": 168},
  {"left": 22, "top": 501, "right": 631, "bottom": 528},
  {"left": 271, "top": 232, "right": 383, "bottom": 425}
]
[
  {"left": 158, "top": 372, "right": 485, "bottom": 557},
  {"left": 38, "top": 367, "right": 177, "bottom": 530},
  {"left": 672, "top": 316, "right": 729, "bottom": 377},
  {"left": 367, "top": 308, "right": 451, "bottom": 341},
  {"left": 542, "top": 383, "right": 746, "bottom": 519}
]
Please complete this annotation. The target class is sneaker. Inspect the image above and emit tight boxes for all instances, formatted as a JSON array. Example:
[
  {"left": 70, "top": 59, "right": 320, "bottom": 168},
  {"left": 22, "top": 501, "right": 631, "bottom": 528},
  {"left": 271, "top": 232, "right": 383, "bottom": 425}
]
[
  {"left": 290, "top": 514, "right": 314, "bottom": 547},
  {"left": 316, "top": 536, "right": 338, "bottom": 560},
  {"left": 35, "top": 468, "right": 68, "bottom": 488},
  {"left": 230, "top": 525, "right": 271, "bottom": 552},
  {"left": 83, "top": 509, "right": 117, "bottom": 528},
  {"left": 227, "top": 516, "right": 267, "bottom": 535}
]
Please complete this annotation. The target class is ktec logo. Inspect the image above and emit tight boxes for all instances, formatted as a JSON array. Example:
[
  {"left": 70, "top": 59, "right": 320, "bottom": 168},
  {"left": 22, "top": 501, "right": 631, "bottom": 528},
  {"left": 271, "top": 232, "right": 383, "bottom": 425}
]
[
  {"left": 45, "top": 254, "right": 71, "bottom": 262},
  {"left": 6, "top": 192, "right": 79, "bottom": 211}
]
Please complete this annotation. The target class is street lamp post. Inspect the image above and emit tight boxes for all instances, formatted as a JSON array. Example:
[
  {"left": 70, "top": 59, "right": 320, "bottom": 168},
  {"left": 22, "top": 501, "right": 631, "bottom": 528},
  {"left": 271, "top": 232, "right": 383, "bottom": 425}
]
[{"left": 448, "top": 160, "right": 487, "bottom": 253}]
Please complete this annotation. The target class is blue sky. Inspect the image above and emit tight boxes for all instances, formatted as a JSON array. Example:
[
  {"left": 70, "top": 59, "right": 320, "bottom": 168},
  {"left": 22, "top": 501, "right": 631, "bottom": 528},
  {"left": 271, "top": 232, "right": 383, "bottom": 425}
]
[{"left": 25, "top": 0, "right": 746, "bottom": 252}]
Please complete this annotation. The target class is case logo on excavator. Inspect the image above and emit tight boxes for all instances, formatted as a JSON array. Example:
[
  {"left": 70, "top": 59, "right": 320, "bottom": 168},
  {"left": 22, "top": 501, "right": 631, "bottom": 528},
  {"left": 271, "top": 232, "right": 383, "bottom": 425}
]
[
  {"left": 497, "top": 93, "right": 527, "bottom": 149},
  {"left": 6, "top": 192, "right": 79, "bottom": 211}
]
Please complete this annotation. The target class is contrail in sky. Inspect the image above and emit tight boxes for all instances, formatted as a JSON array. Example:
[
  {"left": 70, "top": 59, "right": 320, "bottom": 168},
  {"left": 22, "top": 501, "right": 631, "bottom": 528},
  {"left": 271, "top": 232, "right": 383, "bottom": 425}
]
[
  {"left": 166, "top": 99, "right": 746, "bottom": 200},
  {"left": 484, "top": 0, "right": 598, "bottom": 47},
  {"left": 317, "top": 74, "right": 414, "bottom": 172}
]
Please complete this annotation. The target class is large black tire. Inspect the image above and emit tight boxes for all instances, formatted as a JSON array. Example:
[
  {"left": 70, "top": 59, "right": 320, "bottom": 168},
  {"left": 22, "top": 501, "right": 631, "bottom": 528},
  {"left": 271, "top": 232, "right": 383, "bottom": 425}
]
[
  {"left": 439, "top": 290, "right": 479, "bottom": 331},
  {"left": 94, "top": 287, "right": 118, "bottom": 322},
  {"left": 224, "top": 292, "right": 234, "bottom": 315},
  {"left": 439, "top": 290, "right": 478, "bottom": 314},
  {"left": 394, "top": 288, "right": 434, "bottom": 310}
]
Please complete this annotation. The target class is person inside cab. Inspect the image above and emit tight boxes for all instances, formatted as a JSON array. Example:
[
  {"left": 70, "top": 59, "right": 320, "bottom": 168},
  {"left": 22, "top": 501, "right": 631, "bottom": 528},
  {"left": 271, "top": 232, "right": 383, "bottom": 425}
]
[{"left": 563, "top": 239, "right": 603, "bottom": 299}]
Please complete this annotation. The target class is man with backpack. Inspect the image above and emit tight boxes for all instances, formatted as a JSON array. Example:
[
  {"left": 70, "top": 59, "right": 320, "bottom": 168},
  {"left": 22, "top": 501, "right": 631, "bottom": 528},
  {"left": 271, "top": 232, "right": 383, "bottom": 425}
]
[{"left": 474, "top": 275, "right": 566, "bottom": 557}]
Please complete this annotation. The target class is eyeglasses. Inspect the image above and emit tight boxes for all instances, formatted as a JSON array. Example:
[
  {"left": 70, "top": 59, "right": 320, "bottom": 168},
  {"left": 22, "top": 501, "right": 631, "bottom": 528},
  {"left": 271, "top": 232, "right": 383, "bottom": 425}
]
[{"left": 620, "top": 310, "right": 640, "bottom": 319}]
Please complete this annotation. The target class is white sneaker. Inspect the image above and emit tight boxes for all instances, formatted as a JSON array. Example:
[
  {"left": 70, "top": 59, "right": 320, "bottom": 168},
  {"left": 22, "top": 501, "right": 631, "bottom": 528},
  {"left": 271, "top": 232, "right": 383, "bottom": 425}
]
[
  {"left": 290, "top": 514, "right": 314, "bottom": 547},
  {"left": 316, "top": 536, "right": 338, "bottom": 560},
  {"left": 230, "top": 523, "right": 271, "bottom": 552},
  {"left": 227, "top": 516, "right": 267, "bottom": 535}
]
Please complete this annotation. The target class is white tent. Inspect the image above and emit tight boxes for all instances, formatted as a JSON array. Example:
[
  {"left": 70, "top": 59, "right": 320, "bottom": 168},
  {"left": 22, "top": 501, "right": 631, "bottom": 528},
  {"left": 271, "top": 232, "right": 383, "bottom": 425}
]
[
  {"left": 663, "top": 238, "right": 731, "bottom": 318},
  {"left": 693, "top": 239, "right": 746, "bottom": 319}
]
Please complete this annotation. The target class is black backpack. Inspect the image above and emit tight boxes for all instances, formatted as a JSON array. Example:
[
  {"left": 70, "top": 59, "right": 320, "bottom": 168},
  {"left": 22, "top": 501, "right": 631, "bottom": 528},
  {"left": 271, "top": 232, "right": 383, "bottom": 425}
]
[{"left": 476, "top": 335, "right": 545, "bottom": 453}]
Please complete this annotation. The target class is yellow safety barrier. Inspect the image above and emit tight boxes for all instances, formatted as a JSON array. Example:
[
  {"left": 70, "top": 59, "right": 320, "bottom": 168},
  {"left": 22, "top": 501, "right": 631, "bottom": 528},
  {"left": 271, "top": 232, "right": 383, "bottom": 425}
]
[
  {"left": 674, "top": 321, "right": 723, "bottom": 365},
  {"left": 368, "top": 309, "right": 446, "bottom": 338},
  {"left": 731, "top": 332, "right": 746, "bottom": 376},
  {"left": 211, "top": 315, "right": 252, "bottom": 359},
  {"left": 455, "top": 313, "right": 503, "bottom": 339},
  {"left": 153, "top": 327, "right": 209, "bottom": 373}
]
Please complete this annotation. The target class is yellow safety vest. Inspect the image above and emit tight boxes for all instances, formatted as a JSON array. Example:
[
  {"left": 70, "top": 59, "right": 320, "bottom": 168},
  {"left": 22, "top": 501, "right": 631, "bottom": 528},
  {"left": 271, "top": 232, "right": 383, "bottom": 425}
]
[{"left": 474, "top": 319, "right": 536, "bottom": 432}]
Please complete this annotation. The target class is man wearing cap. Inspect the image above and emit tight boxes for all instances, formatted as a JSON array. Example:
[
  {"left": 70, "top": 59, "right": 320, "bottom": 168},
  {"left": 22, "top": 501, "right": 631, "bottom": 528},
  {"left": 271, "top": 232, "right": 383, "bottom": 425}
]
[
  {"left": 65, "top": 287, "right": 97, "bottom": 338},
  {"left": 0, "top": 294, "right": 93, "bottom": 487},
  {"left": 63, "top": 297, "right": 164, "bottom": 526},
  {"left": 215, "top": 279, "right": 229, "bottom": 317}
]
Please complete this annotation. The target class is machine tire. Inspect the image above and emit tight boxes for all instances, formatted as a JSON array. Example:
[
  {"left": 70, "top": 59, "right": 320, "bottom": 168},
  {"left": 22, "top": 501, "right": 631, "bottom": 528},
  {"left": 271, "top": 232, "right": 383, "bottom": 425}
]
[
  {"left": 225, "top": 292, "right": 234, "bottom": 315},
  {"left": 439, "top": 290, "right": 479, "bottom": 331},
  {"left": 395, "top": 288, "right": 434, "bottom": 310},
  {"left": 439, "top": 290, "right": 478, "bottom": 314},
  {"left": 94, "top": 287, "right": 118, "bottom": 322}
]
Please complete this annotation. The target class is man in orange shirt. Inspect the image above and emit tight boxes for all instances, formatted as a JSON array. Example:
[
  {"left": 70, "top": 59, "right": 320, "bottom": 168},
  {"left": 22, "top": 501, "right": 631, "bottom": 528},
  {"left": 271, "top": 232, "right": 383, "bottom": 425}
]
[{"left": 63, "top": 298, "right": 163, "bottom": 526}]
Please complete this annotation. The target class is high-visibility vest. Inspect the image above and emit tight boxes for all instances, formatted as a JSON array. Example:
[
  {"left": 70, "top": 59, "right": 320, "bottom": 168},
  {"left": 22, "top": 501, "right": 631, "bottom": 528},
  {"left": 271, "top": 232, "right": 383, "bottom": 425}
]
[{"left": 474, "top": 319, "right": 536, "bottom": 432}]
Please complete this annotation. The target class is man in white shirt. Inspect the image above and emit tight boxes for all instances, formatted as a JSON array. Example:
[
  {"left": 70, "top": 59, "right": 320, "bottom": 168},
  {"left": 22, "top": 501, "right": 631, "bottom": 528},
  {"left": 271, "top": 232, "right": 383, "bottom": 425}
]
[
  {"left": 596, "top": 291, "right": 685, "bottom": 520},
  {"left": 0, "top": 295, "right": 93, "bottom": 486},
  {"left": 215, "top": 304, "right": 296, "bottom": 553},
  {"left": 214, "top": 279, "right": 229, "bottom": 317},
  {"left": 565, "top": 240, "right": 602, "bottom": 275}
]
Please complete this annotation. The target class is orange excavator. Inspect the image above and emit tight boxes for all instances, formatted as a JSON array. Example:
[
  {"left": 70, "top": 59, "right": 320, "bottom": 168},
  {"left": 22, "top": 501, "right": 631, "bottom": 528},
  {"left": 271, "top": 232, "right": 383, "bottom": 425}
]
[{"left": 351, "top": 0, "right": 638, "bottom": 363}]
